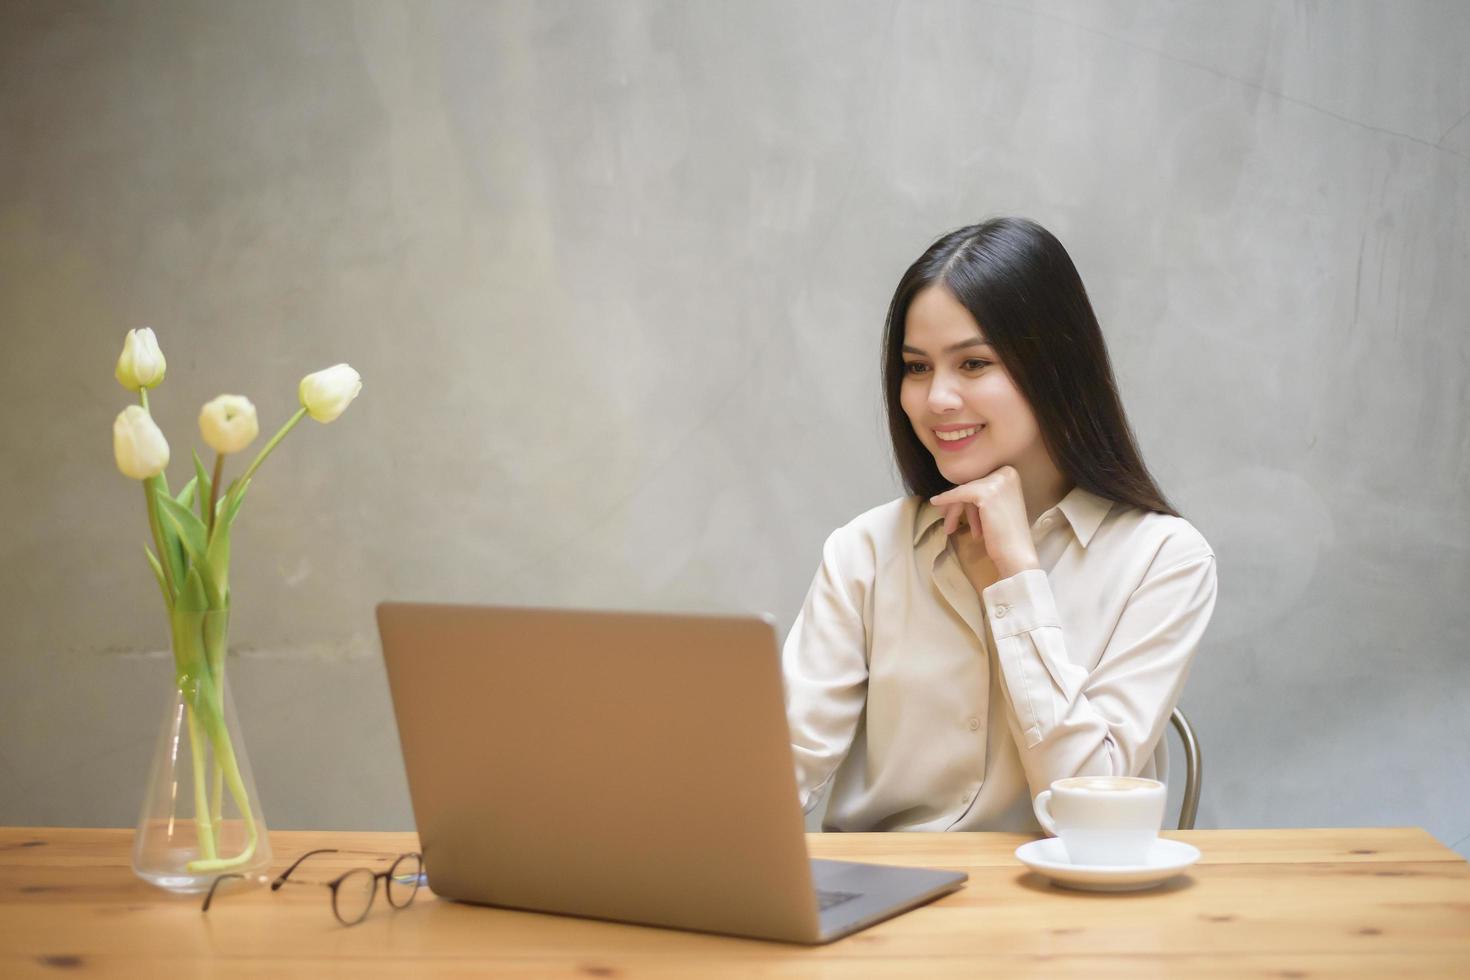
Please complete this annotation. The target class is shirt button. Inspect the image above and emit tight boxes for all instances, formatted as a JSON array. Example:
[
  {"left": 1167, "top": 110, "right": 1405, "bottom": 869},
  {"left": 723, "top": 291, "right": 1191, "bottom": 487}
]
[
  {"left": 968, "top": 717, "right": 980, "bottom": 731},
  {"left": 994, "top": 603, "right": 1010, "bottom": 618}
]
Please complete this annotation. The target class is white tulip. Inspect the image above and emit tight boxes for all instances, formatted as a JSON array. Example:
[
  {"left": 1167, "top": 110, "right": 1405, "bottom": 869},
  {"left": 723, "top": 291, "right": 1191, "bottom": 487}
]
[
  {"left": 298, "top": 363, "right": 362, "bottom": 423},
  {"left": 198, "top": 394, "right": 259, "bottom": 455},
  {"left": 113, "top": 405, "right": 170, "bottom": 479},
  {"left": 114, "top": 328, "right": 167, "bottom": 391}
]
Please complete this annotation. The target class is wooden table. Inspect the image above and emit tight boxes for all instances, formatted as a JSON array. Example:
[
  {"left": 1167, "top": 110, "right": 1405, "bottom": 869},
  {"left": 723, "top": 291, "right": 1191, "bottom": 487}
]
[{"left": 3, "top": 826, "right": 1469, "bottom": 977}]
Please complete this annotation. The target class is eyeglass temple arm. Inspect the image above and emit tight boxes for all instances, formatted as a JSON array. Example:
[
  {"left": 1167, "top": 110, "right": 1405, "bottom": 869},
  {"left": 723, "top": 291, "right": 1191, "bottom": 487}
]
[
  {"left": 202, "top": 873, "right": 244, "bottom": 911},
  {"left": 271, "top": 848, "right": 339, "bottom": 890}
]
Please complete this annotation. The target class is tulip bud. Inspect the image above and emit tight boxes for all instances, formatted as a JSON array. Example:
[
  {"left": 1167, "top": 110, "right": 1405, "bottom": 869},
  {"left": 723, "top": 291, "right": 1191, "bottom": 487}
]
[
  {"left": 298, "top": 363, "right": 362, "bottom": 423},
  {"left": 113, "top": 405, "right": 170, "bottom": 479},
  {"left": 198, "top": 394, "right": 259, "bottom": 455},
  {"left": 114, "top": 328, "right": 167, "bottom": 391}
]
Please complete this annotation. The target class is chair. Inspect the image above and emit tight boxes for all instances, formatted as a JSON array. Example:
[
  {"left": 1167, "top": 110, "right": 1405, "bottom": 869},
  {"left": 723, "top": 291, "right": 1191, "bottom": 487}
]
[{"left": 1169, "top": 707, "right": 1202, "bottom": 830}]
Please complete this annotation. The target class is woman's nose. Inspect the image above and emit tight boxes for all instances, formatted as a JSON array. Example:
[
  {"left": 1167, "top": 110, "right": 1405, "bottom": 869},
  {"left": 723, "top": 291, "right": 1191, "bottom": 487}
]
[{"left": 927, "top": 375, "right": 962, "bottom": 412}]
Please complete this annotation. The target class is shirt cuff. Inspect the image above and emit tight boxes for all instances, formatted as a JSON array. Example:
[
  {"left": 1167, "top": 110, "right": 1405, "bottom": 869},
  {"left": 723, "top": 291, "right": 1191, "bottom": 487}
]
[{"left": 982, "top": 568, "right": 1061, "bottom": 638}]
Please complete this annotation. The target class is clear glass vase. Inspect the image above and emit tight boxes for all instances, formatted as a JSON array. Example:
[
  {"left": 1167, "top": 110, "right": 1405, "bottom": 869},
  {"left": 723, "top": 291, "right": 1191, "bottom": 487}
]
[{"left": 132, "top": 673, "right": 272, "bottom": 894}]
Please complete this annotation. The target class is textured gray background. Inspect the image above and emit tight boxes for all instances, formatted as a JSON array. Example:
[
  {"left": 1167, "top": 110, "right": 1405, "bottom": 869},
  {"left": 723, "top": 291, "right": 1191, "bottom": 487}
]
[{"left": 1, "top": 1, "right": 1466, "bottom": 857}]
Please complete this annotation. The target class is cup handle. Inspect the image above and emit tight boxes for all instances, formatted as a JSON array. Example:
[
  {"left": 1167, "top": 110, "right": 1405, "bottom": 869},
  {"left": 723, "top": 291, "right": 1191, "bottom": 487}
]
[{"left": 1033, "top": 790, "right": 1058, "bottom": 837}]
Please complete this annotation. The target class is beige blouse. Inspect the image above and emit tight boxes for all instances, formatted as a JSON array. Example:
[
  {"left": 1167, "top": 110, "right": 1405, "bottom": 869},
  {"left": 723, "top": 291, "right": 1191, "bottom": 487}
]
[{"left": 780, "top": 486, "right": 1218, "bottom": 832}]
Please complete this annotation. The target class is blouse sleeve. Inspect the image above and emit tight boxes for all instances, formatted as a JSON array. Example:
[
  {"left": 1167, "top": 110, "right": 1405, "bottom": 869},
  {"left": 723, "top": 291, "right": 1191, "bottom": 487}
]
[
  {"left": 980, "top": 546, "right": 1218, "bottom": 803},
  {"left": 779, "top": 526, "right": 872, "bottom": 814}
]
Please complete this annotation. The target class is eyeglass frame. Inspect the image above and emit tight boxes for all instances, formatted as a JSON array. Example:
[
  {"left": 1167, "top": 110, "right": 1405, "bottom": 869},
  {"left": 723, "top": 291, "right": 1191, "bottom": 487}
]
[{"left": 202, "top": 847, "right": 425, "bottom": 925}]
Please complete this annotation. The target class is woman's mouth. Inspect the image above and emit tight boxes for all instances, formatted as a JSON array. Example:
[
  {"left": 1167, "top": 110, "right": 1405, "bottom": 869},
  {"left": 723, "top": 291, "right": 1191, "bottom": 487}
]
[{"left": 933, "top": 424, "right": 984, "bottom": 451}]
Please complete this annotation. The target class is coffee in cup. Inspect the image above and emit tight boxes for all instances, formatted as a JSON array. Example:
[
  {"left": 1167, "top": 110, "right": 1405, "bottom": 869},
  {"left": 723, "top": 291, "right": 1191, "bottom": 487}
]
[{"left": 1032, "top": 776, "right": 1166, "bottom": 866}]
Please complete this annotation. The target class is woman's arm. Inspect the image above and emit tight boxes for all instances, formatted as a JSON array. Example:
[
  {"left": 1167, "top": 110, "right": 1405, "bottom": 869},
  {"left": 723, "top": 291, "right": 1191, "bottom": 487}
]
[
  {"left": 929, "top": 467, "right": 1219, "bottom": 802},
  {"left": 780, "top": 526, "right": 872, "bottom": 814},
  {"left": 982, "top": 550, "right": 1218, "bottom": 801}
]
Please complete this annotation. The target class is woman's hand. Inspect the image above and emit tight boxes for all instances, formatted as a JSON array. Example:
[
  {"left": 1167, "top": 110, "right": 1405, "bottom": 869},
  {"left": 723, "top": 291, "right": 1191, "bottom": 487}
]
[{"left": 929, "top": 465, "right": 1041, "bottom": 581}]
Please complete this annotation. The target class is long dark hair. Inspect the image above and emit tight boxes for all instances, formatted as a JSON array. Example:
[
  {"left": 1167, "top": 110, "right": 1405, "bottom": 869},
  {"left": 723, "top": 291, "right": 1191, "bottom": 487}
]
[{"left": 881, "top": 216, "right": 1180, "bottom": 518}]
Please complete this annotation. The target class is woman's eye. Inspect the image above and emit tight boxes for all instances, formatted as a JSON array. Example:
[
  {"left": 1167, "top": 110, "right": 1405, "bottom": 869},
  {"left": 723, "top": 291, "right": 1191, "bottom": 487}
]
[{"left": 903, "top": 359, "right": 989, "bottom": 375}]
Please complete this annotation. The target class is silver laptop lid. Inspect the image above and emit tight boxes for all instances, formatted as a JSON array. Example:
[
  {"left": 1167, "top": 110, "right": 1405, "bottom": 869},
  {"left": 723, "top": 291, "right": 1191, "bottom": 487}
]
[{"left": 377, "top": 601, "right": 823, "bottom": 942}]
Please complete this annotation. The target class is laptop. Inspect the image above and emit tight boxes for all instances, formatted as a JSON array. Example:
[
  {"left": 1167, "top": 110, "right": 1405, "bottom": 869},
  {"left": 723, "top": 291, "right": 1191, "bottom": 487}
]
[{"left": 376, "top": 600, "right": 967, "bottom": 944}]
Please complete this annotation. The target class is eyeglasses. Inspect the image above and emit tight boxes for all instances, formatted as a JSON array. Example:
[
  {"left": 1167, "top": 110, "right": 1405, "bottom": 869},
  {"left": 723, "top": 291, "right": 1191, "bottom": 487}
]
[{"left": 202, "top": 848, "right": 424, "bottom": 925}]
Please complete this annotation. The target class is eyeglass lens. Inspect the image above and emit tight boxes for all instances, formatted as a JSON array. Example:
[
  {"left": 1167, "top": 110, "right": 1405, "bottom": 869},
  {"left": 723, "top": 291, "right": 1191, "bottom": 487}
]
[
  {"left": 387, "top": 853, "right": 422, "bottom": 908},
  {"left": 333, "top": 868, "right": 377, "bottom": 925}
]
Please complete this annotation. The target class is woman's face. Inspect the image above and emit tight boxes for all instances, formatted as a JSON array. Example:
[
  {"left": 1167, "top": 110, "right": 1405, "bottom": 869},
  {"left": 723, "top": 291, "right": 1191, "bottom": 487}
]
[{"left": 899, "top": 284, "right": 1047, "bottom": 487}]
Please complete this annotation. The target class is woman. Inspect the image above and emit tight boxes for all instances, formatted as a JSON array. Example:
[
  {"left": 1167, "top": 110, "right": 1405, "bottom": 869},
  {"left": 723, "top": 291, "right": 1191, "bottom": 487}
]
[{"left": 782, "top": 216, "right": 1218, "bottom": 832}]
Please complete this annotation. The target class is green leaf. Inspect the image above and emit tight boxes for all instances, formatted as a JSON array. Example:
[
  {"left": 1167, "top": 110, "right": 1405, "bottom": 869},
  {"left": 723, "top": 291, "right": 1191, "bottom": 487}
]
[
  {"left": 157, "top": 492, "right": 208, "bottom": 569},
  {"left": 203, "top": 607, "right": 230, "bottom": 688},
  {"left": 205, "top": 479, "right": 248, "bottom": 601},
  {"left": 147, "top": 476, "right": 186, "bottom": 589},
  {"left": 206, "top": 530, "right": 231, "bottom": 603},
  {"left": 143, "top": 546, "right": 171, "bottom": 605},
  {"left": 176, "top": 564, "right": 209, "bottom": 613},
  {"left": 174, "top": 475, "right": 198, "bottom": 513},
  {"left": 168, "top": 602, "right": 212, "bottom": 698},
  {"left": 193, "top": 451, "right": 213, "bottom": 523},
  {"left": 158, "top": 492, "right": 223, "bottom": 608},
  {"left": 210, "top": 478, "right": 239, "bottom": 528},
  {"left": 222, "top": 478, "right": 250, "bottom": 530}
]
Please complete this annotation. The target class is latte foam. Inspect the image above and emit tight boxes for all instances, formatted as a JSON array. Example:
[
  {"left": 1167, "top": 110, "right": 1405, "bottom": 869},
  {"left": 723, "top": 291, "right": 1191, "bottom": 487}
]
[{"left": 1055, "top": 776, "right": 1157, "bottom": 792}]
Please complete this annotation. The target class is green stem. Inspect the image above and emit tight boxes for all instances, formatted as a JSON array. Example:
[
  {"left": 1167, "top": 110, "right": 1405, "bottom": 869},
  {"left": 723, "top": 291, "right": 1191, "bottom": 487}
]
[
  {"left": 207, "top": 452, "right": 224, "bottom": 537},
  {"left": 185, "top": 714, "right": 259, "bottom": 874},
  {"left": 138, "top": 388, "right": 176, "bottom": 597},
  {"left": 236, "top": 407, "right": 307, "bottom": 494},
  {"left": 184, "top": 701, "right": 219, "bottom": 862},
  {"left": 143, "top": 481, "right": 175, "bottom": 597},
  {"left": 210, "top": 758, "right": 224, "bottom": 829}
]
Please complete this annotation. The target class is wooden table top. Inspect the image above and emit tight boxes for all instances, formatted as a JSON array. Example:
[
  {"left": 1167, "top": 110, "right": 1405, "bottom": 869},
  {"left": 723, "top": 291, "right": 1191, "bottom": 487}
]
[{"left": 3, "top": 826, "right": 1469, "bottom": 977}]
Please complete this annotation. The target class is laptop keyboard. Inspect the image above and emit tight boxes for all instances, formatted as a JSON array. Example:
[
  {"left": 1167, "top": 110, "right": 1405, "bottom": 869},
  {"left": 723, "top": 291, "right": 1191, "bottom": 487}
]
[{"left": 816, "top": 888, "right": 862, "bottom": 912}]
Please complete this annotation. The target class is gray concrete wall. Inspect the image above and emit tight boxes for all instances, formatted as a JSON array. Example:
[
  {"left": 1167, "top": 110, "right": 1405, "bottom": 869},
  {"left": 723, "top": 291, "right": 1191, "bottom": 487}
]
[{"left": 2, "top": 1, "right": 1467, "bottom": 857}]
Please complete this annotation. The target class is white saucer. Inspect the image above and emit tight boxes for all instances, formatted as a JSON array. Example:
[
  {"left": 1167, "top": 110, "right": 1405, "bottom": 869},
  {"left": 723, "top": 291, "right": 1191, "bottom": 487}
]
[{"left": 1014, "top": 837, "right": 1201, "bottom": 892}]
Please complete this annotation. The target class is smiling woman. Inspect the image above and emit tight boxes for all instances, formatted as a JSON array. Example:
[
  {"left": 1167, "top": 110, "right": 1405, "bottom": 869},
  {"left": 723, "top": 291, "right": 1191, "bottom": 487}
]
[{"left": 781, "top": 217, "right": 1218, "bottom": 833}]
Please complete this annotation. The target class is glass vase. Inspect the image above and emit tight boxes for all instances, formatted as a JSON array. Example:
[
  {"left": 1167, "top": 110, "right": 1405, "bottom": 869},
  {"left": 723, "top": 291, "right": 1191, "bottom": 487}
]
[{"left": 132, "top": 672, "right": 272, "bottom": 894}]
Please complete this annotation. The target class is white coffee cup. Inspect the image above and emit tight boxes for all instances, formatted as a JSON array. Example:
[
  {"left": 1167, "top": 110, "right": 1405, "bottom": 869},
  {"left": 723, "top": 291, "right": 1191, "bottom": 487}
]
[{"left": 1032, "top": 776, "right": 1166, "bottom": 866}]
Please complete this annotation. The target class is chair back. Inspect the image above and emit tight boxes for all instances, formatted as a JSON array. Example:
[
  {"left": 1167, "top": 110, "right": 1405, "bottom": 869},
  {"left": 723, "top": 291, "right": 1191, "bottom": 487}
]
[{"left": 1169, "top": 707, "right": 1202, "bottom": 830}]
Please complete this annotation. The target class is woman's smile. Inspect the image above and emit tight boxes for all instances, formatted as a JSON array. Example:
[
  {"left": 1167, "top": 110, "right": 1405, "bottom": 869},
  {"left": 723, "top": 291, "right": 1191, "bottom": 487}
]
[{"left": 933, "top": 424, "right": 985, "bottom": 450}]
